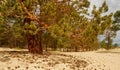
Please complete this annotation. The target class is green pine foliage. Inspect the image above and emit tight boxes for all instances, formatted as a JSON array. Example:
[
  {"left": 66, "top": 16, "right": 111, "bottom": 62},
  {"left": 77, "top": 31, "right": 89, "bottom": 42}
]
[{"left": 0, "top": 0, "right": 117, "bottom": 51}]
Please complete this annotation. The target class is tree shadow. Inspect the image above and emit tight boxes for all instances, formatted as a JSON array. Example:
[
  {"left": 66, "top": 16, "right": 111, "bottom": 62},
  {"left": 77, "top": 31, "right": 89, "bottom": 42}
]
[
  {"left": 0, "top": 50, "right": 52, "bottom": 55},
  {"left": 0, "top": 50, "right": 29, "bottom": 54},
  {"left": 96, "top": 51, "right": 120, "bottom": 54}
]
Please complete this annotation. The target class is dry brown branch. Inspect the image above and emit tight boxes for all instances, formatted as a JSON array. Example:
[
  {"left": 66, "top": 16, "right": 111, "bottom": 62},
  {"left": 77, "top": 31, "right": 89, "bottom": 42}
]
[{"left": 19, "top": 0, "right": 47, "bottom": 27}]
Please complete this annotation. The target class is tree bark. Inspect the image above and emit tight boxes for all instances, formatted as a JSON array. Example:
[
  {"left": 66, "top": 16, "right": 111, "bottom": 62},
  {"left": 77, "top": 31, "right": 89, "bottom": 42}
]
[
  {"left": 27, "top": 34, "right": 43, "bottom": 54},
  {"left": 38, "top": 31, "right": 43, "bottom": 54},
  {"left": 24, "top": 18, "right": 43, "bottom": 54},
  {"left": 107, "top": 34, "right": 111, "bottom": 50}
]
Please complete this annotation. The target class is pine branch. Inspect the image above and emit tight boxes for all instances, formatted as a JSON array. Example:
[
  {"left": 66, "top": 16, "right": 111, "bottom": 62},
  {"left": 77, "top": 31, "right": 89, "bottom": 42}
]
[{"left": 19, "top": 0, "right": 47, "bottom": 28}]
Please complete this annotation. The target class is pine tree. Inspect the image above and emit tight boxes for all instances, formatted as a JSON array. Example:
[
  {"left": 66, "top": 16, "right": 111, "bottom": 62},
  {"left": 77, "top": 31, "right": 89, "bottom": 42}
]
[{"left": 0, "top": 0, "right": 114, "bottom": 53}]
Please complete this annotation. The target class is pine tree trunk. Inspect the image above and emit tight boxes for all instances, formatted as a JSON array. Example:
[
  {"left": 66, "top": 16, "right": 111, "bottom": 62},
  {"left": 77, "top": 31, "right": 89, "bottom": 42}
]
[
  {"left": 27, "top": 34, "right": 43, "bottom": 54},
  {"left": 24, "top": 18, "right": 43, "bottom": 54},
  {"left": 107, "top": 34, "right": 111, "bottom": 50},
  {"left": 45, "top": 44, "right": 48, "bottom": 51},
  {"left": 38, "top": 32, "right": 43, "bottom": 54},
  {"left": 75, "top": 47, "right": 78, "bottom": 52}
]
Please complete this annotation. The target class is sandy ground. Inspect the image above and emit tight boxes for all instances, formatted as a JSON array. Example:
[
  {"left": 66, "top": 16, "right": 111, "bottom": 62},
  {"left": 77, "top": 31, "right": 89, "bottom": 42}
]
[
  {"left": 0, "top": 48, "right": 120, "bottom": 70},
  {"left": 62, "top": 48, "right": 120, "bottom": 70}
]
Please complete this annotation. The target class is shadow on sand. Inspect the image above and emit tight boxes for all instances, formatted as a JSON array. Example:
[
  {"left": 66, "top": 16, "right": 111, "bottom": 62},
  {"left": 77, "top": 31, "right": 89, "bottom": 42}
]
[
  {"left": 96, "top": 51, "right": 120, "bottom": 54},
  {"left": 0, "top": 50, "right": 29, "bottom": 54}
]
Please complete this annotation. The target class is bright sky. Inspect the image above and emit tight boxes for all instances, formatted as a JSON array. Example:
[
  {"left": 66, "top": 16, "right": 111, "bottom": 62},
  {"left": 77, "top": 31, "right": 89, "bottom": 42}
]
[
  {"left": 89, "top": 0, "right": 120, "bottom": 14},
  {"left": 89, "top": 0, "right": 120, "bottom": 45}
]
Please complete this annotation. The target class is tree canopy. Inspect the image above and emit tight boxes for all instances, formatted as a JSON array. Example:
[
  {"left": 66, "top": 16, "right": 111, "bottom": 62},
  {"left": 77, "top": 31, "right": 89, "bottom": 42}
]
[{"left": 0, "top": 0, "right": 116, "bottom": 53}]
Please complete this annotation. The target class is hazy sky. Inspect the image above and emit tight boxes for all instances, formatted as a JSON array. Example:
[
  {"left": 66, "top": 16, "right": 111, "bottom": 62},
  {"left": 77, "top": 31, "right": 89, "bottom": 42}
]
[
  {"left": 89, "top": 0, "right": 120, "bottom": 14},
  {"left": 89, "top": 0, "right": 120, "bottom": 44}
]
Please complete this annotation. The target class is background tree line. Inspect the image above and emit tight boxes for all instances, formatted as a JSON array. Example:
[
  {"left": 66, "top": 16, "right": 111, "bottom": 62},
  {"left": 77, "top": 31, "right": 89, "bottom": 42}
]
[{"left": 0, "top": 0, "right": 120, "bottom": 53}]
